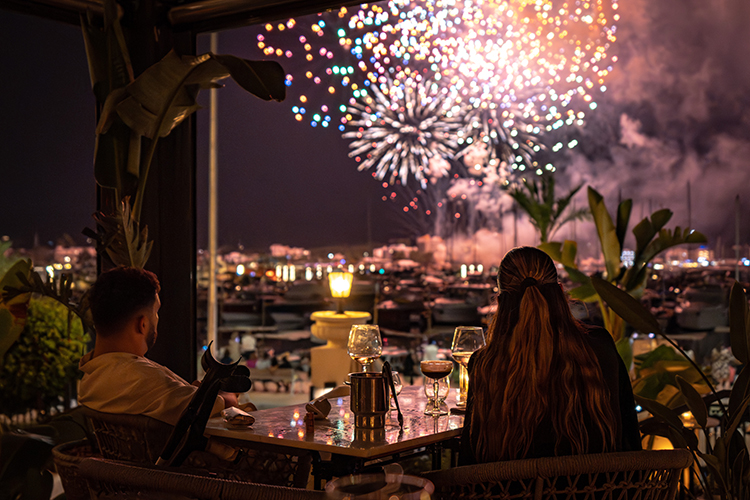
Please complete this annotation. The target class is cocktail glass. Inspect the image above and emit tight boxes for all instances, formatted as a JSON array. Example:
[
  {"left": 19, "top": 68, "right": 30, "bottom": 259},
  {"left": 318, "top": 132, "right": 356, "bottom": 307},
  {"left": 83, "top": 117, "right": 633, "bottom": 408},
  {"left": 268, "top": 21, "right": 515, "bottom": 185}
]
[{"left": 420, "top": 360, "right": 453, "bottom": 416}]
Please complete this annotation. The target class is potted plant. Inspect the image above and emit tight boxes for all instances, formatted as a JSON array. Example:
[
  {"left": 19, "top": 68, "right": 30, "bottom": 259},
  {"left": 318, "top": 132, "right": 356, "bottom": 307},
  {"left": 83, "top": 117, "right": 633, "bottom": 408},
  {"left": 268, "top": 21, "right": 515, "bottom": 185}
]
[
  {"left": 593, "top": 277, "right": 750, "bottom": 499},
  {"left": 80, "top": 0, "right": 287, "bottom": 267},
  {"left": 540, "top": 186, "right": 707, "bottom": 368}
]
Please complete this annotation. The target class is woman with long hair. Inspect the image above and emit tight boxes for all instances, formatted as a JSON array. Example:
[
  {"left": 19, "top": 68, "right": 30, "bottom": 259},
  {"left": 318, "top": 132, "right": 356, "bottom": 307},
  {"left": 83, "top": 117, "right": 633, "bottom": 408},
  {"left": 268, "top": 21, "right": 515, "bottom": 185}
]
[{"left": 459, "top": 247, "right": 641, "bottom": 464}]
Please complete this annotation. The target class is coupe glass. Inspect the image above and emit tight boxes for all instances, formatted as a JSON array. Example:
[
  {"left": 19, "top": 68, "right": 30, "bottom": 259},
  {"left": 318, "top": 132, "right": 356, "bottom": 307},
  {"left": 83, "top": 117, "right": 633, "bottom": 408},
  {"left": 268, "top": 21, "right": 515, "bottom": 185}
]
[
  {"left": 451, "top": 326, "right": 486, "bottom": 407},
  {"left": 423, "top": 376, "right": 449, "bottom": 402},
  {"left": 420, "top": 360, "right": 453, "bottom": 416},
  {"left": 347, "top": 324, "right": 383, "bottom": 372}
]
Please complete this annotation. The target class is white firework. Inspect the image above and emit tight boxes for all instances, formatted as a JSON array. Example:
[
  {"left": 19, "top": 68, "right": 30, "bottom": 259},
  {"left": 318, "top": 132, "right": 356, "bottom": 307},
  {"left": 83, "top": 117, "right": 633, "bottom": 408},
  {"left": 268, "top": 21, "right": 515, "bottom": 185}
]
[{"left": 342, "top": 76, "right": 462, "bottom": 188}]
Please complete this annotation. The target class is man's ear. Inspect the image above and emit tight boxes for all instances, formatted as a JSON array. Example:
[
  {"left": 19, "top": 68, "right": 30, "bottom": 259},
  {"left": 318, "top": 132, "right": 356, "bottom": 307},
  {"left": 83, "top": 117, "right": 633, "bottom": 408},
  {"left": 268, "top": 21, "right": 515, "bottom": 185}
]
[{"left": 135, "top": 314, "right": 148, "bottom": 335}]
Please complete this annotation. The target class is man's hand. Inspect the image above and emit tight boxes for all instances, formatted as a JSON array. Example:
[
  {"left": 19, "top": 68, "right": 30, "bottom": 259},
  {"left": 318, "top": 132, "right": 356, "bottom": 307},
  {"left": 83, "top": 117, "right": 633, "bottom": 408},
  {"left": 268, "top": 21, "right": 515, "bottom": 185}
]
[{"left": 219, "top": 391, "right": 239, "bottom": 408}]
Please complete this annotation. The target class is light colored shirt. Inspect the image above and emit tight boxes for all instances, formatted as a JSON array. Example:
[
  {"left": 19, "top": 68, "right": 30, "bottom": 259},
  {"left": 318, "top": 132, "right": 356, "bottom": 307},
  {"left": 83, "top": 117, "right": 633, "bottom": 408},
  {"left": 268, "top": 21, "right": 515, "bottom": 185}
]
[{"left": 78, "top": 351, "right": 223, "bottom": 426}]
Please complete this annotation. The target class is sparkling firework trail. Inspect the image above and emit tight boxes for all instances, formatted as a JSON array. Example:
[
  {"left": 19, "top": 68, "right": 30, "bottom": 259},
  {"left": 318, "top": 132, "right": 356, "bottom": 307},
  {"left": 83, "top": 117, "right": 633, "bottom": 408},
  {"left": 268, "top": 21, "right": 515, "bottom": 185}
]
[
  {"left": 343, "top": 0, "right": 619, "bottom": 175},
  {"left": 246, "top": 0, "right": 619, "bottom": 220},
  {"left": 343, "top": 75, "right": 462, "bottom": 188}
]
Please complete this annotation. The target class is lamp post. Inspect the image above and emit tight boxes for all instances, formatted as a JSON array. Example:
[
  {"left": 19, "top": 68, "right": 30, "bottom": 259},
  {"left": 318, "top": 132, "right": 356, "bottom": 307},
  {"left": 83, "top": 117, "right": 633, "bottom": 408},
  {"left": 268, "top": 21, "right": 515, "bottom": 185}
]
[
  {"left": 328, "top": 271, "right": 353, "bottom": 314},
  {"left": 309, "top": 271, "right": 371, "bottom": 398}
]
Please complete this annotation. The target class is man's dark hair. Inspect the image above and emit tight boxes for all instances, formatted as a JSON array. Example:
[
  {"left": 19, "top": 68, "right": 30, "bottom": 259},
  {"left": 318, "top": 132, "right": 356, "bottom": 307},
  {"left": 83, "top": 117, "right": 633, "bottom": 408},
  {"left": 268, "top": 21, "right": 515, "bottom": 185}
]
[{"left": 89, "top": 267, "right": 161, "bottom": 336}]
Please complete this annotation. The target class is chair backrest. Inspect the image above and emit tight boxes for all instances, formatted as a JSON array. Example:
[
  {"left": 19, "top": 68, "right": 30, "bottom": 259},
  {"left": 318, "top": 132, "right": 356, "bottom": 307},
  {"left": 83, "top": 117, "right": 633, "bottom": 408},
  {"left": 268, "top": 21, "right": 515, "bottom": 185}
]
[
  {"left": 78, "top": 457, "right": 326, "bottom": 500},
  {"left": 80, "top": 405, "right": 313, "bottom": 488},
  {"left": 422, "top": 449, "right": 693, "bottom": 500},
  {"left": 81, "top": 406, "right": 171, "bottom": 463},
  {"left": 51, "top": 439, "right": 100, "bottom": 500}
]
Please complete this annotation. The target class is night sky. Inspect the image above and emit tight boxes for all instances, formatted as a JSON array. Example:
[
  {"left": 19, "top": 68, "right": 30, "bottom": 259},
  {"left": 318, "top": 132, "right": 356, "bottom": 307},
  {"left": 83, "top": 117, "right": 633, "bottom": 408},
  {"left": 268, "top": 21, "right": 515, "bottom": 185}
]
[{"left": 2, "top": 0, "right": 750, "bottom": 257}]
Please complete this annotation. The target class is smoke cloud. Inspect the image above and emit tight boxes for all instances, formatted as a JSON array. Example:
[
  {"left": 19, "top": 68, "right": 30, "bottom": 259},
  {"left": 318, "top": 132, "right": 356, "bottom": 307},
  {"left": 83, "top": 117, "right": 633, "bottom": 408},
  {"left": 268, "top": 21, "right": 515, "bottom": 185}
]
[{"left": 557, "top": 0, "right": 750, "bottom": 258}]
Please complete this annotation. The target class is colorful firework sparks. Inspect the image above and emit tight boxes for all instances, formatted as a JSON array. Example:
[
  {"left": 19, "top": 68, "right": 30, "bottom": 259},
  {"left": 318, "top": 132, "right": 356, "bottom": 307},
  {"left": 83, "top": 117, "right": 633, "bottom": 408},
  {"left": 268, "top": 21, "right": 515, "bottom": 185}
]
[
  {"left": 343, "top": 0, "right": 619, "bottom": 174},
  {"left": 249, "top": 0, "right": 619, "bottom": 194},
  {"left": 343, "top": 75, "right": 462, "bottom": 188}
]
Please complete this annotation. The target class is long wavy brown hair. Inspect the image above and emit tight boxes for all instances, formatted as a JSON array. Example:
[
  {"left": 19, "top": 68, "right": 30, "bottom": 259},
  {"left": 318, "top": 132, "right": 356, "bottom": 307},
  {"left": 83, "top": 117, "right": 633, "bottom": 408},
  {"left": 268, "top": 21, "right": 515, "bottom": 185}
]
[{"left": 470, "top": 246, "right": 616, "bottom": 461}]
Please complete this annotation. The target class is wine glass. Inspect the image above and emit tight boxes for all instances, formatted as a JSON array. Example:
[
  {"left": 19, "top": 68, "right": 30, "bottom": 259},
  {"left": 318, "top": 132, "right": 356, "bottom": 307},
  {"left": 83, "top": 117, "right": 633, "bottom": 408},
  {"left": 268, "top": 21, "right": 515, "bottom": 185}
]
[
  {"left": 420, "top": 360, "right": 453, "bottom": 416},
  {"left": 390, "top": 371, "right": 403, "bottom": 410},
  {"left": 347, "top": 324, "right": 383, "bottom": 372},
  {"left": 451, "top": 326, "right": 486, "bottom": 407}
]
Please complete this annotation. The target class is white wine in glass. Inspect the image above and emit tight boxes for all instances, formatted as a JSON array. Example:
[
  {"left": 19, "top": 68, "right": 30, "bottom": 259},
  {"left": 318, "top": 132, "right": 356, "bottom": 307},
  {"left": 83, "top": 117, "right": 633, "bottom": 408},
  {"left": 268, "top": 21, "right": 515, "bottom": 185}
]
[
  {"left": 347, "top": 324, "right": 383, "bottom": 372},
  {"left": 451, "top": 326, "right": 486, "bottom": 407}
]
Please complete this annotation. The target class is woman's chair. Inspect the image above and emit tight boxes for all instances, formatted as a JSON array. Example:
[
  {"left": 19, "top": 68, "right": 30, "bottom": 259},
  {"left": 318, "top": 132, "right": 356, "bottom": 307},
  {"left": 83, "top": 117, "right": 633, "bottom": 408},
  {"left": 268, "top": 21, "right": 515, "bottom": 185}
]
[
  {"left": 422, "top": 449, "right": 692, "bottom": 500},
  {"left": 77, "top": 457, "right": 325, "bottom": 500},
  {"left": 80, "top": 406, "right": 312, "bottom": 488}
]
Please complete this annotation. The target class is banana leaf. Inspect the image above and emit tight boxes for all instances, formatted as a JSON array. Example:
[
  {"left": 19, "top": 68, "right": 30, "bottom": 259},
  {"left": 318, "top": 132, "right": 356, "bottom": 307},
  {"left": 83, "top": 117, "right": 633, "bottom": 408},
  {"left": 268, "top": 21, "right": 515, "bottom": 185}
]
[
  {"left": 591, "top": 276, "right": 661, "bottom": 335},
  {"left": 729, "top": 282, "right": 750, "bottom": 366},
  {"left": 615, "top": 198, "right": 632, "bottom": 251},
  {"left": 587, "top": 187, "right": 621, "bottom": 281}
]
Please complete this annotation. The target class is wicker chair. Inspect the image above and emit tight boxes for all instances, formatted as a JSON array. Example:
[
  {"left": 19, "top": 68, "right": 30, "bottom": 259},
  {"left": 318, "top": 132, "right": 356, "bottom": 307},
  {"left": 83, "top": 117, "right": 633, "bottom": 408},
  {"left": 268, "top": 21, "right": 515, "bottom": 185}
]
[
  {"left": 81, "top": 406, "right": 312, "bottom": 488},
  {"left": 77, "top": 457, "right": 326, "bottom": 500},
  {"left": 51, "top": 439, "right": 100, "bottom": 500},
  {"left": 422, "top": 449, "right": 693, "bottom": 500}
]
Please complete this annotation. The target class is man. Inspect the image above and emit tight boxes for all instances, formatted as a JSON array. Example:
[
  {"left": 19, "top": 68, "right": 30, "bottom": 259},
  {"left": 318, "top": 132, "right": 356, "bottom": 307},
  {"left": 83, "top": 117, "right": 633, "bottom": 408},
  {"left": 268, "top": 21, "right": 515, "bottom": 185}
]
[{"left": 78, "top": 267, "right": 237, "bottom": 426}]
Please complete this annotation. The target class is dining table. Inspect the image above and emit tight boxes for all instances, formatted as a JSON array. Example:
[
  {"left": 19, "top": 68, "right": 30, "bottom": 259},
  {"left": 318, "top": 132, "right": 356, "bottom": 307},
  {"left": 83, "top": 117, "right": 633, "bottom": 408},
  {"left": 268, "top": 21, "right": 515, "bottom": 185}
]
[{"left": 204, "top": 385, "right": 465, "bottom": 488}]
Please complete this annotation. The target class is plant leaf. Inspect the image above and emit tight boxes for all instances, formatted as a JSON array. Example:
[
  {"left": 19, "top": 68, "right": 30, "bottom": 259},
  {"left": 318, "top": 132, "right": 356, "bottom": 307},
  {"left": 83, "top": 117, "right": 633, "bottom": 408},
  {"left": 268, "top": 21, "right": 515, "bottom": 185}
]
[
  {"left": 676, "top": 375, "right": 708, "bottom": 429},
  {"left": 591, "top": 276, "right": 661, "bottom": 335},
  {"left": 615, "top": 199, "right": 632, "bottom": 250},
  {"left": 723, "top": 393, "right": 750, "bottom": 446},
  {"left": 698, "top": 451, "right": 730, "bottom": 500},
  {"left": 638, "top": 227, "right": 707, "bottom": 269},
  {"left": 210, "top": 54, "right": 286, "bottom": 101},
  {"left": 92, "top": 198, "right": 152, "bottom": 269},
  {"left": 112, "top": 51, "right": 286, "bottom": 140},
  {"left": 650, "top": 208, "right": 673, "bottom": 232},
  {"left": 588, "top": 187, "right": 621, "bottom": 281},
  {"left": 0, "top": 260, "right": 32, "bottom": 362},
  {"left": 729, "top": 281, "right": 749, "bottom": 365},
  {"left": 729, "top": 367, "right": 750, "bottom": 422},
  {"left": 635, "top": 395, "right": 685, "bottom": 431}
]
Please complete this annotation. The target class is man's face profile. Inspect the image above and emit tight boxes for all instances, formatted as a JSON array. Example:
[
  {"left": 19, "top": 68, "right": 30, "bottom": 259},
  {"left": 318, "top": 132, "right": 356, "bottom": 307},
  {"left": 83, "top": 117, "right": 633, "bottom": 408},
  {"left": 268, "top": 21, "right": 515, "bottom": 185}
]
[{"left": 145, "top": 294, "right": 161, "bottom": 351}]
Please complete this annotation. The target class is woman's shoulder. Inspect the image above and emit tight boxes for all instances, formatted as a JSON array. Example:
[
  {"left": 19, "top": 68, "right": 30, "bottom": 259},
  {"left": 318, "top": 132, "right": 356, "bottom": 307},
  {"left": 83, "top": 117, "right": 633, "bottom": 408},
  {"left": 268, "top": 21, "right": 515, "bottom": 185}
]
[
  {"left": 581, "top": 325, "right": 616, "bottom": 344},
  {"left": 580, "top": 325, "right": 621, "bottom": 363}
]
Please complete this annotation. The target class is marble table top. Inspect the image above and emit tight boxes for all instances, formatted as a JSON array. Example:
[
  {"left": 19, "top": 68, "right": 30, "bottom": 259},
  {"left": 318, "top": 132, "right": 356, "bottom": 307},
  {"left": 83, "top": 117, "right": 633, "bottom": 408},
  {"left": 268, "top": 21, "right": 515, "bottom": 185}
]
[{"left": 204, "top": 386, "right": 464, "bottom": 459}]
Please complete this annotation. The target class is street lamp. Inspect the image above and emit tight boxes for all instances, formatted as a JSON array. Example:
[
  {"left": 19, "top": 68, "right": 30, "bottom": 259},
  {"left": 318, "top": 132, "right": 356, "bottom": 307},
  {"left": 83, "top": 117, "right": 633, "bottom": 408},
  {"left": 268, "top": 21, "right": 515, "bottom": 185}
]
[{"left": 328, "top": 271, "right": 353, "bottom": 314}]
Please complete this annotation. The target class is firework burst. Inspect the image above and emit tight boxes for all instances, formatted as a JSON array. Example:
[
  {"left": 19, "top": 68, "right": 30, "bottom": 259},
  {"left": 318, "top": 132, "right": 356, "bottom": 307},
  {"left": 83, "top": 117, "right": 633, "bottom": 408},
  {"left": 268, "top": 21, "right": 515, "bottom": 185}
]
[
  {"left": 244, "top": 0, "right": 620, "bottom": 223},
  {"left": 341, "top": 0, "right": 619, "bottom": 175},
  {"left": 342, "top": 75, "right": 463, "bottom": 188}
]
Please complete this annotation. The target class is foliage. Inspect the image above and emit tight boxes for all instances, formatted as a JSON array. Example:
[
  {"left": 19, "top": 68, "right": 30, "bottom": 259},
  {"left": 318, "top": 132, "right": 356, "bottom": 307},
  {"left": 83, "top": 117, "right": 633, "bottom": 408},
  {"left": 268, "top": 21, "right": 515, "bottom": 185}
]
[
  {"left": 508, "top": 176, "right": 590, "bottom": 244},
  {"left": 0, "top": 243, "right": 32, "bottom": 362},
  {"left": 83, "top": 197, "right": 152, "bottom": 269},
  {"left": 0, "top": 297, "right": 90, "bottom": 418},
  {"left": 594, "top": 277, "right": 750, "bottom": 500},
  {"left": 3, "top": 269, "right": 93, "bottom": 337},
  {"left": 80, "top": 0, "right": 287, "bottom": 268},
  {"left": 540, "top": 187, "right": 706, "bottom": 344},
  {"left": 632, "top": 344, "right": 709, "bottom": 408}
]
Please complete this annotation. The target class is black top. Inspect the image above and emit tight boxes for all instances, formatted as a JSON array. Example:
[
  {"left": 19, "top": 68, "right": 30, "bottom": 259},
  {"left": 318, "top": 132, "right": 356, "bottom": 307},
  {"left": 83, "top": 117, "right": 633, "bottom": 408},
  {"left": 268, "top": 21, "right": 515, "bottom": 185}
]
[{"left": 459, "top": 327, "right": 641, "bottom": 465}]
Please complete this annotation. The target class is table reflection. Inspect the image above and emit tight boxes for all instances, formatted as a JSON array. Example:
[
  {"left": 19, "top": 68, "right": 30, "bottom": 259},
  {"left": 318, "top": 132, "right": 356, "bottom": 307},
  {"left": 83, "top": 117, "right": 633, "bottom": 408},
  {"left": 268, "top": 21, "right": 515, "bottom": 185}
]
[{"left": 205, "top": 386, "right": 464, "bottom": 459}]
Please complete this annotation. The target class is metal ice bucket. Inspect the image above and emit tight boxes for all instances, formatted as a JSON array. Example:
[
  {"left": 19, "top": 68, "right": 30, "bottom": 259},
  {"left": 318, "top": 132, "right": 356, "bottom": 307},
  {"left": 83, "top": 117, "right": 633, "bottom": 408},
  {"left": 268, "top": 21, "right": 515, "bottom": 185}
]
[{"left": 349, "top": 372, "right": 389, "bottom": 429}]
